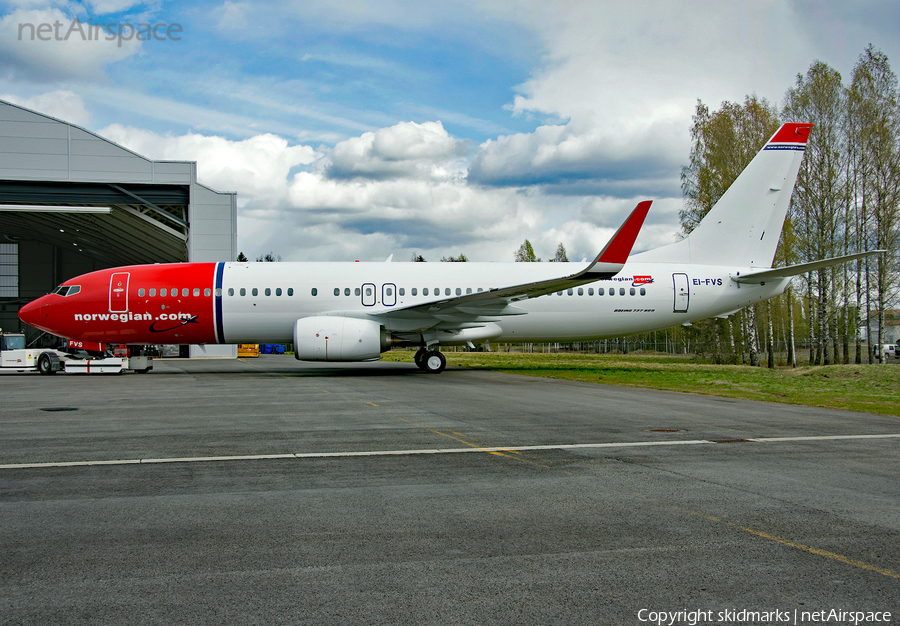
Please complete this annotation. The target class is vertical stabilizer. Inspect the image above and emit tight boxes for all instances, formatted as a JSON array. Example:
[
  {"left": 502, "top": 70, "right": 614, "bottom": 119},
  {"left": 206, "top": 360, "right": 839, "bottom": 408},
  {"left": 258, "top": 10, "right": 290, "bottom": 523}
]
[{"left": 634, "top": 122, "right": 812, "bottom": 267}]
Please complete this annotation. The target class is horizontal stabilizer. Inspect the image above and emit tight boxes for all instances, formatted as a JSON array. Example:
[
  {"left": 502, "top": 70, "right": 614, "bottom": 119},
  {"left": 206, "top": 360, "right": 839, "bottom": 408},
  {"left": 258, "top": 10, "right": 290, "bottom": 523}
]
[{"left": 731, "top": 250, "right": 885, "bottom": 284}]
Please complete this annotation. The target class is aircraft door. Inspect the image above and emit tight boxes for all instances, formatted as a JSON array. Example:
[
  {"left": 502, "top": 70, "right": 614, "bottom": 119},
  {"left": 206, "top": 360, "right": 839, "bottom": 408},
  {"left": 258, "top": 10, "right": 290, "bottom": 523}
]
[
  {"left": 109, "top": 272, "right": 130, "bottom": 313},
  {"left": 361, "top": 283, "right": 376, "bottom": 306},
  {"left": 672, "top": 273, "right": 689, "bottom": 313},
  {"left": 382, "top": 283, "right": 396, "bottom": 306}
]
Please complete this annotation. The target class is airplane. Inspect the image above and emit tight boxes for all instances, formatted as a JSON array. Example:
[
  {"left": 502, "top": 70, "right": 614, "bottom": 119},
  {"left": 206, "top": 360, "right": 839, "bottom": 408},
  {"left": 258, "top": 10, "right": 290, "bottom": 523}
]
[{"left": 17, "top": 122, "right": 881, "bottom": 373}]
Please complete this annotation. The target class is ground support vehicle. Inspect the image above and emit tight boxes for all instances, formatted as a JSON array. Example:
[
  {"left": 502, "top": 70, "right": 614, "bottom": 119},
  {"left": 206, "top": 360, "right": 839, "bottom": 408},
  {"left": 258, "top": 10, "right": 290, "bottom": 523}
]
[{"left": 0, "top": 333, "right": 151, "bottom": 375}]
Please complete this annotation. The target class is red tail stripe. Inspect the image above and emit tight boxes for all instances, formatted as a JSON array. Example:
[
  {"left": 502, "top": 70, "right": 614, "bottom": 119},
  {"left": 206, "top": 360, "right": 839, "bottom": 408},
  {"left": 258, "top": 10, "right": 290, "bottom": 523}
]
[{"left": 769, "top": 123, "right": 813, "bottom": 145}]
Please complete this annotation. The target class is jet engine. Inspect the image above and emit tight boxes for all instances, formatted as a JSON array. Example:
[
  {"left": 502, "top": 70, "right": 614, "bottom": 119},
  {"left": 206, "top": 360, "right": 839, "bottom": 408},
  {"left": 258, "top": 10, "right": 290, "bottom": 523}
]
[{"left": 293, "top": 316, "right": 389, "bottom": 362}]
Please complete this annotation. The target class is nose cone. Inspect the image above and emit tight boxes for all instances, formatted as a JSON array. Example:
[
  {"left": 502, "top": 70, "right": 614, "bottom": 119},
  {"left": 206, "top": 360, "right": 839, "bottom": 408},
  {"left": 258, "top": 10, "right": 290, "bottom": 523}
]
[{"left": 18, "top": 297, "right": 44, "bottom": 329}]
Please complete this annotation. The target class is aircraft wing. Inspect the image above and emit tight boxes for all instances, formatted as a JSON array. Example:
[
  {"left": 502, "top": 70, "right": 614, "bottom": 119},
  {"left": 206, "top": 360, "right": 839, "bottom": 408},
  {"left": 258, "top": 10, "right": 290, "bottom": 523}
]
[
  {"left": 731, "top": 250, "right": 885, "bottom": 284},
  {"left": 371, "top": 201, "right": 651, "bottom": 330}
]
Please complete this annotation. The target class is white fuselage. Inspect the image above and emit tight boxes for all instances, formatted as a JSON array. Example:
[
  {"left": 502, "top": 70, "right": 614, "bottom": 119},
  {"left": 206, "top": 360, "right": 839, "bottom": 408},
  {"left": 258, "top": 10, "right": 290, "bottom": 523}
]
[{"left": 219, "top": 261, "right": 788, "bottom": 344}]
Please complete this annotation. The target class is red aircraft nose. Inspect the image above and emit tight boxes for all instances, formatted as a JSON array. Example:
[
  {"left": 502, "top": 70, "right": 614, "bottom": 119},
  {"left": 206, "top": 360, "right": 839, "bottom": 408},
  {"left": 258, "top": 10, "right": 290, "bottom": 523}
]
[{"left": 18, "top": 297, "right": 45, "bottom": 329}]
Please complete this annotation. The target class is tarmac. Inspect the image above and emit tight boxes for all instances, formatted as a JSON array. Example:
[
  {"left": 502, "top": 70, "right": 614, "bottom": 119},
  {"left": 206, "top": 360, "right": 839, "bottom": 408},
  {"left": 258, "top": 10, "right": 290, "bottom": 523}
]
[{"left": 1, "top": 355, "right": 898, "bottom": 625}]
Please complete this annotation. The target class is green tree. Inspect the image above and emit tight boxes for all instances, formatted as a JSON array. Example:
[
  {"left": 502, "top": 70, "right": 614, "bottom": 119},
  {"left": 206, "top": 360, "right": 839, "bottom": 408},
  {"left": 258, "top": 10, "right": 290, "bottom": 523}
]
[
  {"left": 410, "top": 252, "right": 426, "bottom": 262},
  {"left": 679, "top": 96, "right": 780, "bottom": 365},
  {"left": 551, "top": 243, "right": 568, "bottom": 262},
  {"left": 514, "top": 240, "right": 540, "bottom": 262},
  {"left": 849, "top": 45, "right": 900, "bottom": 363},
  {"left": 236, "top": 251, "right": 248, "bottom": 262},
  {"left": 680, "top": 95, "right": 781, "bottom": 236},
  {"left": 440, "top": 254, "right": 469, "bottom": 262},
  {"left": 783, "top": 60, "right": 848, "bottom": 365},
  {"left": 256, "top": 252, "right": 281, "bottom": 262}
]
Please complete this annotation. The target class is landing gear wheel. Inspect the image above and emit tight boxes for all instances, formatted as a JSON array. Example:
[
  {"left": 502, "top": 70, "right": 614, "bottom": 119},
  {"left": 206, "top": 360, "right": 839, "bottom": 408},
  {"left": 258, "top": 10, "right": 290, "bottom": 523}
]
[
  {"left": 37, "top": 352, "right": 56, "bottom": 375},
  {"left": 422, "top": 350, "right": 446, "bottom": 374},
  {"left": 414, "top": 348, "right": 428, "bottom": 370}
]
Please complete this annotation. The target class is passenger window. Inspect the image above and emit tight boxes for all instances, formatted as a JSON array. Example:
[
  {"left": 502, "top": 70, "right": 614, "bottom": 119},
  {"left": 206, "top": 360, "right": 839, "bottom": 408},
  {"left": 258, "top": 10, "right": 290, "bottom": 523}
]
[
  {"left": 365, "top": 287, "right": 373, "bottom": 296},
  {"left": 138, "top": 288, "right": 145, "bottom": 297},
  {"left": 557, "top": 291, "right": 563, "bottom": 296},
  {"left": 609, "top": 289, "right": 614, "bottom": 296},
  {"left": 160, "top": 288, "right": 167, "bottom": 297},
  {"left": 619, "top": 288, "right": 625, "bottom": 295},
  {"left": 311, "top": 288, "right": 317, "bottom": 296},
  {"left": 466, "top": 288, "right": 472, "bottom": 294},
  {"left": 386, "top": 287, "right": 393, "bottom": 296},
  {"left": 226, "top": 287, "right": 233, "bottom": 296},
  {"left": 205, "top": 288, "right": 211, "bottom": 297},
  {"left": 578, "top": 288, "right": 584, "bottom": 296},
  {"left": 630, "top": 288, "right": 635, "bottom": 295},
  {"left": 455, "top": 288, "right": 461, "bottom": 295},
  {"left": 588, "top": 288, "right": 594, "bottom": 296},
  {"left": 334, "top": 288, "right": 340, "bottom": 296},
  {"left": 288, "top": 288, "right": 294, "bottom": 296},
  {"left": 412, "top": 288, "right": 418, "bottom": 296},
  {"left": 399, "top": 288, "right": 405, "bottom": 296},
  {"left": 444, "top": 288, "right": 450, "bottom": 296},
  {"left": 182, "top": 288, "right": 189, "bottom": 297},
  {"left": 423, "top": 288, "right": 429, "bottom": 296},
  {"left": 640, "top": 287, "right": 646, "bottom": 296},
  {"left": 193, "top": 288, "right": 200, "bottom": 297},
  {"left": 172, "top": 287, "right": 178, "bottom": 297},
  {"left": 477, "top": 288, "right": 483, "bottom": 292},
  {"left": 252, "top": 288, "right": 258, "bottom": 296},
  {"left": 240, "top": 288, "right": 246, "bottom": 296},
  {"left": 567, "top": 289, "right": 573, "bottom": 296},
  {"left": 214, "top": 288, "right": 221, "bottom": 297},
  {"left": 355, "top": 287, "right": 361, "bottom": 296},
  {"left": 276, "top": 288, "right": 282, "bottom": 296},
  {"left": 344, "top": 288, "right": 351, "bottom": 296},
  {"left": 265, "top": 288, "right": 271, "bottom": 296},
  {"left": 598, "top": 288, "right": 604, "bottom": 295},
  {"left": 150, "top": 288, "right": 156, "bottom": 297}
]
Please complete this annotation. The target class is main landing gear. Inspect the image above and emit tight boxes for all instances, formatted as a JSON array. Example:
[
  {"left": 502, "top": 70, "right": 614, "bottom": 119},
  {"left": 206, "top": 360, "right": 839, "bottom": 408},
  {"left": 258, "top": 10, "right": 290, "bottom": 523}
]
[{"left": 414, "top": 347, "right": 446, "bottom": 374}]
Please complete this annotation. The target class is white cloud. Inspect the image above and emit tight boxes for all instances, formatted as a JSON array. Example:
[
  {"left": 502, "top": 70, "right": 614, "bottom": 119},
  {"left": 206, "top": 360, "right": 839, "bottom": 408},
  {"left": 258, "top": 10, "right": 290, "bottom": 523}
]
[
  {"left": 466, "top": 1, "right": 816, "bottom": 200},
  {"left": 325, "top": 120, "right": 469, "bottom": 181},
  {"left": 93, "top": 120, "right": 675, "bottom": 263},
  {"left": 98, "top": 124, "right": 319, "bottom": 203},
  {"left": 0, "top": 89, "right": 89, "bottom": 125},
  {"left": 0, "top": 8, "right": 142, "bottom": 80}
]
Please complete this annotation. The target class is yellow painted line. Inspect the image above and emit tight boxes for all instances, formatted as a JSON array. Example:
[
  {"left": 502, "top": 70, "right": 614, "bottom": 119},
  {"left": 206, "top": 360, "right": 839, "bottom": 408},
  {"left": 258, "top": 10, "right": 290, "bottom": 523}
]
[
  {"left": 658, "top": 500, "right": 900, "bottom": 581},
  {"left": 395, "top": 417, "right": 551, "bottom": 468},
  {"left": 367, "top": 402, "right": 379, "bottom": 407}
]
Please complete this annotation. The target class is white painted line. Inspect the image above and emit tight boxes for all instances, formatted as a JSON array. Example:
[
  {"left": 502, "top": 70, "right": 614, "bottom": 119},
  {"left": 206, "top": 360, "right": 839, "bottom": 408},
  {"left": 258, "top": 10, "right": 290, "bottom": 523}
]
[{"left": 1, "top": 433, "right": 898, "bottom": 470}]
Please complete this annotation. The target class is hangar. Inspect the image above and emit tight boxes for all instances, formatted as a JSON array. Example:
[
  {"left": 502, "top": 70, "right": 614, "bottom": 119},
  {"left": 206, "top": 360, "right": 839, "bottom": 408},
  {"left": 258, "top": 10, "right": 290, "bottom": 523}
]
[{"left": 0, "top": 98, "right": 237, "bottom": 358}]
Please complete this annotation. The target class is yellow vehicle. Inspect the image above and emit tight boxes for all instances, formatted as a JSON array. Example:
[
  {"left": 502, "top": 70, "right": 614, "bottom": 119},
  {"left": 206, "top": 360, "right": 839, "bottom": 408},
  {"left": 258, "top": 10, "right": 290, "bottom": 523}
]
[{"left": 238, "top": 344, "right": 259, "bottom": 357}]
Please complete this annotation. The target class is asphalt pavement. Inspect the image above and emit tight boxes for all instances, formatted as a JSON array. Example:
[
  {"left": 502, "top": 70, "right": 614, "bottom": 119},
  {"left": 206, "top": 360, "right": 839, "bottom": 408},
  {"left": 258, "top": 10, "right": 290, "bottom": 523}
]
[{"left": 1, "top": 356, "right": 898, "bottom": 625}]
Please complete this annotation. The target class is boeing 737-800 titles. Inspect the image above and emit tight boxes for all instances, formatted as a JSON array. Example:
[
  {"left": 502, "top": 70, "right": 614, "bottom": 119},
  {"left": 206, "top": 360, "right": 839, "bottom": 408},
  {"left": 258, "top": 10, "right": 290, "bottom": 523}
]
[{"left": 18, "top": 122, "right": 880, "bottom": 373}]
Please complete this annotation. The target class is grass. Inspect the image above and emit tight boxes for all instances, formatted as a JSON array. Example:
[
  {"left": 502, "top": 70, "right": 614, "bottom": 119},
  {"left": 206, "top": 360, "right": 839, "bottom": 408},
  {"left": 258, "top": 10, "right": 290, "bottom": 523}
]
[{"left": 381, "top": 350, "right": 900, "bottom": 416}]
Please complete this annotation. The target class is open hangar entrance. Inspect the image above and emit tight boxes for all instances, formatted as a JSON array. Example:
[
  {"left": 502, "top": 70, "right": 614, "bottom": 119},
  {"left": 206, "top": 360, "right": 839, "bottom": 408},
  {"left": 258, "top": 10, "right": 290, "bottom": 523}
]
[{"left": 0, "top": 99, "right": 237, "bottom": 358}]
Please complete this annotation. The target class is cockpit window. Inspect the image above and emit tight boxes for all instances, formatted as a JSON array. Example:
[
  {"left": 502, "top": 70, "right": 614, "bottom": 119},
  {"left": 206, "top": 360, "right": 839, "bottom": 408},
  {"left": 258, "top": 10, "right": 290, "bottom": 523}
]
[{"left": 52, "top": 285, "right": 81, "bottom": 296}]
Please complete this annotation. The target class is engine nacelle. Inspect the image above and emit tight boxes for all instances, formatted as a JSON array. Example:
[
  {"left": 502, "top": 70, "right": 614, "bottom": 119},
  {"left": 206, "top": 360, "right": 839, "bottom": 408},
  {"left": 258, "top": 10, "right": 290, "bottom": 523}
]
[{"left": 293, "top": 316, "right": 388, "bottom": 362}]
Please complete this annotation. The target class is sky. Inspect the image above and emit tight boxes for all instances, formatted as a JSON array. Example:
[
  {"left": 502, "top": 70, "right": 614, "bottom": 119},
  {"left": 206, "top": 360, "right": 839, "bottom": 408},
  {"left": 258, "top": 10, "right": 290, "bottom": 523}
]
[{"left": 0, "top": 0, "right": 898, "bottom": 262}]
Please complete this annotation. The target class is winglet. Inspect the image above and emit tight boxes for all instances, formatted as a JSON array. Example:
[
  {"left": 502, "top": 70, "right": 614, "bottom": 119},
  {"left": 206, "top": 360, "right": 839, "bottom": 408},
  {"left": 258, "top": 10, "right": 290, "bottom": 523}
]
[{"left": 596, "top": 200, "right": 651, "bottom": 264}]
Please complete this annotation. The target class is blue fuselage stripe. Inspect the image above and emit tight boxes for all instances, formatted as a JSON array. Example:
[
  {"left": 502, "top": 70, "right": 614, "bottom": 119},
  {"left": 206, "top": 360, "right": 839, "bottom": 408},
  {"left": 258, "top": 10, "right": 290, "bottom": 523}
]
[{"left": 214, "top": 262, "right": 225, "bottom": 344}]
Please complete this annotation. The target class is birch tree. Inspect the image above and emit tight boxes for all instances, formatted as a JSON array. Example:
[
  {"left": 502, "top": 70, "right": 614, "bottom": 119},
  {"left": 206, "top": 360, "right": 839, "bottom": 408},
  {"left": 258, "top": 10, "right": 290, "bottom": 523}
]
[{"left": 783, "top": 61, "right": 848, "bottom": 365}]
